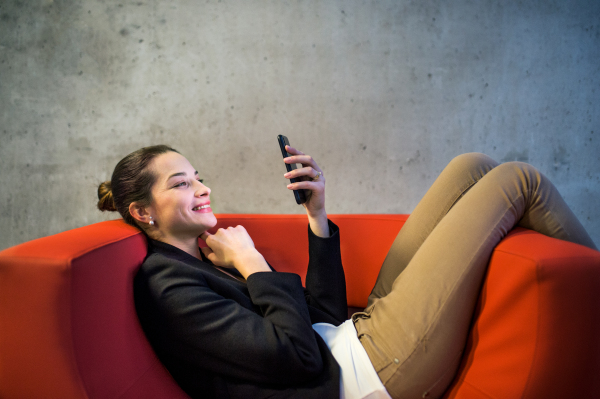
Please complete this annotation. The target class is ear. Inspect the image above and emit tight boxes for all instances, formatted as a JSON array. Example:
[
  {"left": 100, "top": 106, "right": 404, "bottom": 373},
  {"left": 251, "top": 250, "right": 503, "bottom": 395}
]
[{"left": 129, "top": 202, "right": 152, "bottom": 225}]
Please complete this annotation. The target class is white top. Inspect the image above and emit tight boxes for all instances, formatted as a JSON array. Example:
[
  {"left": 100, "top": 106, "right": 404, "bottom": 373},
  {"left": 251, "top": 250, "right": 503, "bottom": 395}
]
[{"left": 313, "top": 320, "right": 392, "bottom": 399}]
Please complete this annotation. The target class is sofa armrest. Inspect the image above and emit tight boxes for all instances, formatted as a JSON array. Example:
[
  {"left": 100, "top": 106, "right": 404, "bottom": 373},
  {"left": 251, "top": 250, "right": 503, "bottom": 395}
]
[
  {"left": 444, "top": 228, "right": 600, "bottom": 398},
  {"left": 0, "top": 220, "right": 188, "bottom": 399}
]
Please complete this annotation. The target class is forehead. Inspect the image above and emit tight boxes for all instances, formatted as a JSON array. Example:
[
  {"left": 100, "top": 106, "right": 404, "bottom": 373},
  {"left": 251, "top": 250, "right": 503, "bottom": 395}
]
[{"left": 151, "top": 152, "right": 196, "bottom": 180}]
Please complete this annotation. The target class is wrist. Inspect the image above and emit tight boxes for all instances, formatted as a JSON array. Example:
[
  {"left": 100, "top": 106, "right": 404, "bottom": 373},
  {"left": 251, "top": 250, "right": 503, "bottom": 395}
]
[
  {"left": 234, "top": 249, "right": 270, "bottom": 279},
  {"left": 307, "top": 211, "right": 330, "bottom": 238}
]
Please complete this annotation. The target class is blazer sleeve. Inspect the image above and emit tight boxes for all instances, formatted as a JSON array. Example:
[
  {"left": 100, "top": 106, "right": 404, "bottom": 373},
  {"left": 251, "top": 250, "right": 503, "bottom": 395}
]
[
  {"left": 141, "top": 258, "right": 325, "bottom": 386},
  {"left": 304, "top": 220, "right": 348, "bottom": 324}
]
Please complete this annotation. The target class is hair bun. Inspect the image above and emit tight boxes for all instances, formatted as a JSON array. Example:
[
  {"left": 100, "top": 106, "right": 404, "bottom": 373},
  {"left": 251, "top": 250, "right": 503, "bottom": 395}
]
[{"left": 97, "top": 181, "right": 117, "bottom": 212}]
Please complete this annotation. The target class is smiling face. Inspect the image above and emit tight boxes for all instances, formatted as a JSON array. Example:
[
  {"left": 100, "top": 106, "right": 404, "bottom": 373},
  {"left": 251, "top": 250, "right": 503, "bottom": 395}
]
[{"left": 146, "top": 151, "right": 217, "bottom": 245}]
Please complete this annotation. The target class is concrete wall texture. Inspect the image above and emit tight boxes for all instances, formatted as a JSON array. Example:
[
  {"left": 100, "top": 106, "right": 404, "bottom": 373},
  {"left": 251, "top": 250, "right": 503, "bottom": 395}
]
[{"left": 1, "top": 0, "right": 599, "bottom": 250}]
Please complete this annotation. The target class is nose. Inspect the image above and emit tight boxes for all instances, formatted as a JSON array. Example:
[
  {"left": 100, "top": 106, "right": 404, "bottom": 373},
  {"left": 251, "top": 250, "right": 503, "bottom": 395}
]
[{"left": 194, "top": 180, "right": 211, "bottom": 197}]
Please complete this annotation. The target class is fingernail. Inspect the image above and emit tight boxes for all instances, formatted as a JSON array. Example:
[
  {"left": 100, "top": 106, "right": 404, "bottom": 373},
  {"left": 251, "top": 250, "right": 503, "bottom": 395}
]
[
  {"left": 287, "top": 184, "right": 293, "bottom": 188},
  {"left": 284, "top": 173, "right": 290, "bottom": 178}
]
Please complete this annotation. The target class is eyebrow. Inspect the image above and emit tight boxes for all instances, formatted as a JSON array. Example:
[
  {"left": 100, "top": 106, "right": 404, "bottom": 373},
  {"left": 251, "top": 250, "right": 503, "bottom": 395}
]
[{"left": 167, "top": 171, "right": 199, "bottom": 180}]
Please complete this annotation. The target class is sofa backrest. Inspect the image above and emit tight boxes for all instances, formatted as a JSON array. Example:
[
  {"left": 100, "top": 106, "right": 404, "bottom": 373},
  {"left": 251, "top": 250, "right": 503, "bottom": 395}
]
[{"left": 214, "top": 214, "right": 409, "bottom": 307}]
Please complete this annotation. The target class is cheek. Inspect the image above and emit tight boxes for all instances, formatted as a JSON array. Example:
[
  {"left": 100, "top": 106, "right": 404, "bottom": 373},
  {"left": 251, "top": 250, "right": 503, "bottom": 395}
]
[
  {"left": 154, "top": 198, "right": 176, "bottom": 219},
  {"left": 172, "top": 199, "right": 190, "bottom": 218},
  {"left": 153, "top": 194, "right": 188, "bottom": 221}
]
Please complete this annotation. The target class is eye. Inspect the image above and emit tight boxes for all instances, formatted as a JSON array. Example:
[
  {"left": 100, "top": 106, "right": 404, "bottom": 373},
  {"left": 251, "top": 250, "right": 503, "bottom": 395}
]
[
  {"left": 173, "top": 181, "right": 188, "bottom": 188},
  {"left": 198, "top": 179, "right": 204, "bottom": 183}
]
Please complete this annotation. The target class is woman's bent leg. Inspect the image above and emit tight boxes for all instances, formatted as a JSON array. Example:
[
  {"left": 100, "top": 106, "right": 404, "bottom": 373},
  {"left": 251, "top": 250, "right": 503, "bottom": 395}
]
[
  {"left": 516, "top": 181, "right": 597, "bottom": 250},
  {"left": 354, "top": 162, "right": 596, "bottom": 399},
  {"left": 368, "top": 153, "right": 499, "bottom": 306}
]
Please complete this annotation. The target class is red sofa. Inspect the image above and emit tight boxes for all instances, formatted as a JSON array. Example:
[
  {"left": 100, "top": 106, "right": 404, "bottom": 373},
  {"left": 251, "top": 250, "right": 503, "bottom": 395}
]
[{"left": 1, "top": 214, "right": 599, "bottom": 398}]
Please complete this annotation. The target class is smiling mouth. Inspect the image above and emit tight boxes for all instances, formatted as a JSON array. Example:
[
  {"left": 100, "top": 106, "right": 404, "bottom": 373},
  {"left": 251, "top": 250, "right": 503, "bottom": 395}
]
[{"left": 192, "top": 205, "right": 211, "bottom": 211}]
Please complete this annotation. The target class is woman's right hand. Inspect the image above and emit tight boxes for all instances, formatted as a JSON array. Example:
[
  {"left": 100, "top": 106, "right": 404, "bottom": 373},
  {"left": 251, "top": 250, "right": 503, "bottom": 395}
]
[{"left": 200, "top": 226, "right": 271, "bottom": 279}]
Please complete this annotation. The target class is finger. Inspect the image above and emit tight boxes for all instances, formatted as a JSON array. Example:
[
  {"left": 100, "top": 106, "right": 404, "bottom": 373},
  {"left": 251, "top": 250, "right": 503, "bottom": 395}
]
[
  {"left": 285, "top": 166, "right": 324, "bottom": 180},
  {"left": 200, "top": 246, "right": 216, "bottom": 262},
  {"left": 200, "top": 231, "right": 213, "bottom": 241},
  {"left": 284, "top": 153, "right": 313, "bottom": 164},
  {"left": 284, "top": 145, "right": 305, "bottom": 156},
  {"left": 283, "top": 145, "right": 312, "bottom": 164},
  {"left": 287, "top": 180, "right": 324, "bottom": 191},
  {"left": 284, "top": 155, "right": 321, "bottom": 172}
]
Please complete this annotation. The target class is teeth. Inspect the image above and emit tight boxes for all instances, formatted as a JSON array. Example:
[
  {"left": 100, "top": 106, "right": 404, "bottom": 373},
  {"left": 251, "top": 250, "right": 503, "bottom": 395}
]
[{"left": 193, "top": 205, "right": 210, "bottom": 211}]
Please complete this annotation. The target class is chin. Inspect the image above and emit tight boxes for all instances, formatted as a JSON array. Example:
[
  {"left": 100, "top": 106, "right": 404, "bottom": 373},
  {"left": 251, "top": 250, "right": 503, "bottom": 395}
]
[
  {"left": 199, "top": 214, "right": 218, "bottom": 233},
  {"left": 208, "top": 213, "right": 218, "bottom": 227}
]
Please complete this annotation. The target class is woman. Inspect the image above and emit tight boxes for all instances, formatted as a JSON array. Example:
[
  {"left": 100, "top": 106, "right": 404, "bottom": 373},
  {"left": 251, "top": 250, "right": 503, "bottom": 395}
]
[{"left": 98, "top": 144, "right": 596, "bottom": 399}]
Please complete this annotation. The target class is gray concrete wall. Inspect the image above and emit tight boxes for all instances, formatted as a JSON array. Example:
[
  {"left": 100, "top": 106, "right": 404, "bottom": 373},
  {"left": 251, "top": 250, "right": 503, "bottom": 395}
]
[{"left": 1, "top": 0, "right": 599, "bottom": 251}]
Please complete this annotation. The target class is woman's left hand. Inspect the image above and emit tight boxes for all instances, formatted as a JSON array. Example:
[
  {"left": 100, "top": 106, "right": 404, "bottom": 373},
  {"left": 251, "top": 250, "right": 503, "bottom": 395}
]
[{"left": 283, "top": 145, "right": 329, "bottom": 237}]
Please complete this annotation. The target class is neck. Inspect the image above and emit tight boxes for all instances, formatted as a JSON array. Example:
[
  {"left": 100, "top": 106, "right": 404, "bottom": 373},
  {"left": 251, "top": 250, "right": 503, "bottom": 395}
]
[
  {"left": 151, "top": 232, "right": 202, "bottom": 259},
  {"left": 171, "top": 239, "right": 202, "bottom": 259}
]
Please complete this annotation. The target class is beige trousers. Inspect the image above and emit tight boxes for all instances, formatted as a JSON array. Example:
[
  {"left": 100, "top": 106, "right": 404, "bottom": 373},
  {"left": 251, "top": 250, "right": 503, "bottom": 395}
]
[{"left": 352, "top": 153, "right": 597, "bottom": 399}]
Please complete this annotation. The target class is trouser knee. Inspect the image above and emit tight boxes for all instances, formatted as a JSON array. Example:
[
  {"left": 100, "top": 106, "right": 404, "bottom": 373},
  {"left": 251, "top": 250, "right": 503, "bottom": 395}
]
[
  {"left": 491, "top": 161, "right": 542, "bottom": 187},
  {"left": 447, "top": 152, "right": 499, "bottom": 175}
]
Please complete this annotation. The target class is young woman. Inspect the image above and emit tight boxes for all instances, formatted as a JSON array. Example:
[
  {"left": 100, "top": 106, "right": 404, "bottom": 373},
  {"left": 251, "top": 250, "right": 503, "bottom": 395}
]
[{"left": 98, "top": 145, "right": 596, "bottom": 399}]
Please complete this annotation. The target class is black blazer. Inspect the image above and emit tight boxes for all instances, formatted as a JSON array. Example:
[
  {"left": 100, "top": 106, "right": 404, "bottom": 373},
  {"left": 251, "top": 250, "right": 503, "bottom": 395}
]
[{"left": 134, "top": 221, "right": 347, "bottom": 398}]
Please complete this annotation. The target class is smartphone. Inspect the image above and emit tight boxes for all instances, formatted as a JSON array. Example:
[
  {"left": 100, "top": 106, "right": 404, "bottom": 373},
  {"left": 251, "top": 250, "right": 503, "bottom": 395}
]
[{"left": 277, "top": 135, "right": 307, "bottom": 204}]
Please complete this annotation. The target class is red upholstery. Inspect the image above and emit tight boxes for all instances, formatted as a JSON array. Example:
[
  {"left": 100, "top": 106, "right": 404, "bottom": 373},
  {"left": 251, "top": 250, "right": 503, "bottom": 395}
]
[
  {"left": 1, "top": 215, "right": 599, "bottom": 398},
  {"left": 0, "top": 220, "right": 188, "bottom": 399},
  {"left": 213, "top": 214, "right": 408, "bottom": 308},
  {"left": 443, "top": 228, "right": 600, "bottom": 398}
]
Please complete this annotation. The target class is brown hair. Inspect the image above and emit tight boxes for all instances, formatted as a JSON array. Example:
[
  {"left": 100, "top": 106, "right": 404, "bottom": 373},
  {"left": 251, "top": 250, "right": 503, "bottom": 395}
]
[{"left": 97, "top": 145, "right": 180, "bottom": 227}]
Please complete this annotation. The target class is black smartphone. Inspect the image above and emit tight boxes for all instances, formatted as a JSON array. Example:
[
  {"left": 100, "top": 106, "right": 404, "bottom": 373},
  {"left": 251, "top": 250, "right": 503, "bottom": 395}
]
[{"left": 277, "top": 135, "right": 307, "bottom": 204}]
